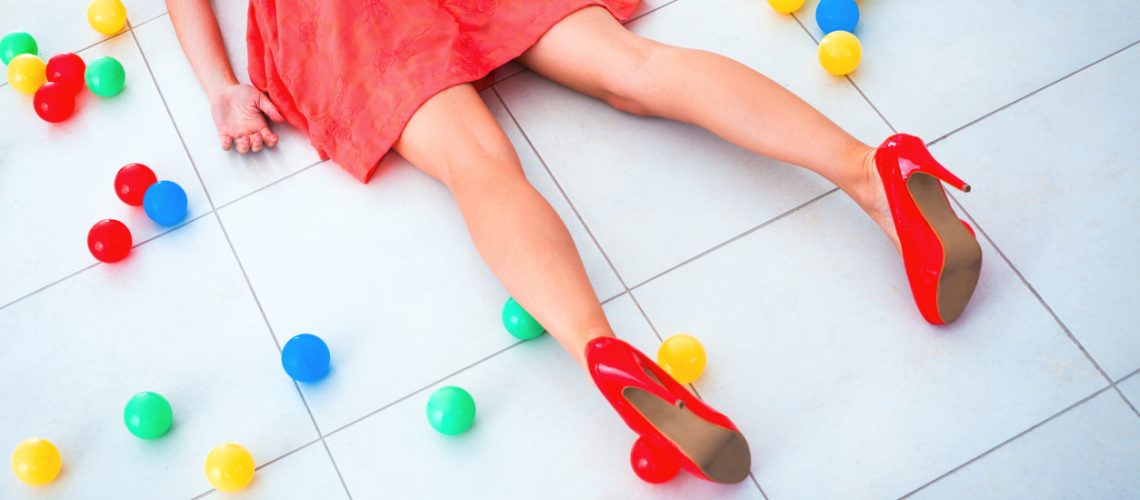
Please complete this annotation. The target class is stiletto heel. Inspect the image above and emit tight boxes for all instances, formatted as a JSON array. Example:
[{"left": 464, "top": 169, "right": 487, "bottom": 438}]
[
  {"left": 586, "top": 337, "right": 751, "bottom": 484},
  {"left": 876, "top": 134, "right": 982, "bottom": 324}
]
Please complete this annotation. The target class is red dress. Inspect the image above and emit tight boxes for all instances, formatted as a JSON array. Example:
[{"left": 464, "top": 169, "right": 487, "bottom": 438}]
[{"left": 247, "top": 0, "right": 641, "bottom": 182}]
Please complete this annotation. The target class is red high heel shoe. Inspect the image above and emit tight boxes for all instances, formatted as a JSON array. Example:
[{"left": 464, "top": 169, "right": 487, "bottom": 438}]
[
  {"left": 875, "top": 134, "right": 982, "bottom": 324},
  {"left": 585, "top": 337, "right": 751, "bottom": 484}
]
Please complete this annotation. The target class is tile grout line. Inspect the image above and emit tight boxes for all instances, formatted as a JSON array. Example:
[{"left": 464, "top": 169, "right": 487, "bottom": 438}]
[
  {"left": 495, "top": 86, "right": 775, "bottom": 499},
  {"left": 128, "top": 22, "right": 355, "bottom": 499},
  {"left": 629, "top": 188, "right": 840, "bottom": 293},
  {"left": 926, "top": 37, "right": 1140, "bottom": 148},
  {"left": 947, "top": 195, "right": 1140, "bottom": 419},
  {"left": 898, "top": 386, "right": 1114, "bottom": 499}
]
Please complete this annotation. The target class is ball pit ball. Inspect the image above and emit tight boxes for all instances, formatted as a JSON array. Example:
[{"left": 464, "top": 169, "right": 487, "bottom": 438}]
[
  {"left": 87, "top": 219, "right": 132, "bottom": 263},
  {"left": 10, "top": 438, "right": 62, "bottom": 487},
  {"left": 1, "top": 31, "right": 38, "bottom": 65},
  {"left": 33, "top": 82, "right": 76, "bottom": 123},
  {"left": 205, "top": 443, "right": 255, "bottom": 493},
  {"left": 123, "top": 391, "right": 173, "bottom": 440},
  {"left": 7, "top": 53, "right": 46, "bottom": 95},
  {"left": 84, "top": 56, "right": 125, "bottom": 97},
  {"left": 142, "top": 180, "right": 188, "bottom": 227},
  {"left": 767, "top": 0, "right": 805, "bottom": 14},
  {"left": 818, "top": 30, "right": 862, "bottom": 76},
  {"left": 114, "top": 163, "right": 158, "bottom": 206},
  {"left": 630, "top": 437, "right": 680, "bottom": 484},
  {"left": 816, "top": 0, "right": 860, "bottom": 35},
  {"left": 46, "top": 53, "right": 86, "bottom": 94},
  {"left": 281, "top": 333, "right": 331, "bottom": 383},
  {"left": 501, "top": 297, "right": 545, "bottom": 340},
  {"left": 87, "top": 0, "right": 128, "bottom": 36},
  {"left": 657, "top": 334, "right": 706, "bottom": 385},
  {"left": 426, "top": 386, "right": 476, "bottom": 435}
]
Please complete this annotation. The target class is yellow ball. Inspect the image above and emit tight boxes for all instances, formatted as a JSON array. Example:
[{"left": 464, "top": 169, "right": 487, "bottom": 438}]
[
  {"left": 205, "top": 443, "right": 255, "bottom": 493},
  {"left": 87, "top": 0, "right": 127, "bottom": 35},
  {"left": 818, "top": 31, "right": 862, "bottom": 76},
  {"left": 768, "top": 0, "right": 806, "bottom": 14},
  {"left": 11, "top": 438, "right": 62, "bottom": 486},
  {"left": 7, "top": 53, "right": 46, "bottom": 95},
  {"left": 657, "top": 334, "right": 707, "bottom": 384}
]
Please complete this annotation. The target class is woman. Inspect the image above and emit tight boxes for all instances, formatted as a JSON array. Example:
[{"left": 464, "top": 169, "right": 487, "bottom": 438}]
[{"left": 167, "top": 0, "right": 981, "bottom": 484}]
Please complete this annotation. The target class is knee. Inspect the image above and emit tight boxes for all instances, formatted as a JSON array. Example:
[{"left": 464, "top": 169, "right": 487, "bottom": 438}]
[
  {"left": 437, "top": 131, "right": 526, "bottom": 191},
  {"left": 598, "top": 37, "right": 670, "bottom": 116}
]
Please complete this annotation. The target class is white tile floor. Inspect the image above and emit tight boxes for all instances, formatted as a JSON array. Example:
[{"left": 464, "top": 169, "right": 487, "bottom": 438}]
[{"left": 2, "top": 1, "right": 1138, "bottom": 498}]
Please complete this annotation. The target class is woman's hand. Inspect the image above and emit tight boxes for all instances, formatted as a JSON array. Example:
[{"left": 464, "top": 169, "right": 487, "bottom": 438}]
[{"left": 210, "top": 84, "right": 284, "bottom": 154}]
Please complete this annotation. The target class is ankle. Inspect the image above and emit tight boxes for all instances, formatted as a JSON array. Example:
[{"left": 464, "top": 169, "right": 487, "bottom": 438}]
[{"left": 840, "top": 145, "right": 880, "bottom": 212}]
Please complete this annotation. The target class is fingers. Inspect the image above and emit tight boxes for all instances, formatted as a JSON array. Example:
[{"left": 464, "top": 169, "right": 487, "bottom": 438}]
[
  {"left": 221, "top": 135, "right": 234, "bottom": 151},
  {"left": 259, "top": 127, "right": 279, "bottom": 148},
  {"left": 234, "top": 136, "right": 251, "bottom": 154},
  {"left": 258, "top": 92, "right": 286, "bottom": 123},
  {"left": 249, "top": 133, "right": 264, "bottom": 153}
]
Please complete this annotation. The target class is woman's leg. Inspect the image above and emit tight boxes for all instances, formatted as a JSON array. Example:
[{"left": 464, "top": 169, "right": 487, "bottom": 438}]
[
  {"left": 519, "top": 7, "right": 898, "bottom": 249},
  {"left": 394, "top": 84, "right": 611, "bottom": 368}
]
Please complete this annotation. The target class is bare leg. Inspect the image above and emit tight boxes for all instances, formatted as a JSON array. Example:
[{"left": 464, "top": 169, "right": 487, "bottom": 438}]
[
  {"left": 394, "top": 85, "right": 611, "bottom": 368},
  {"left": 519, "top": 7, "right": 898, "bottom": 249}
]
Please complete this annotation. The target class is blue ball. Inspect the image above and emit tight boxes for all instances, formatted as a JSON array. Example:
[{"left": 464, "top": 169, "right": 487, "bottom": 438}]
[
  {"left": 142, "top": 180, "right": 188, "bottom": 227},
  {"left": 281, "top": 334, "right": 330, "bottom": 383},
  {"left": 816, "top": 0, "right": 859, "bottom": 35}
]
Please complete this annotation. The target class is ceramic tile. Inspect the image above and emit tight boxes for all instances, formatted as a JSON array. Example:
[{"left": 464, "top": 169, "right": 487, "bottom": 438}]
[
  {"left": 0, "top": 0, "right": 165, "bottom": 62},
  {"left": 0, "top": 32, "right": 208, "bottom": 307},
  {"left": 218, "top": 91, "right": 622, "bottom": 433},
  {"left": 931, "top": 44, "right": 1140, "bottom": 379},
  {"left": 496, "top": 0, "right": 892, "bottom": 285},
  {"left": 632, "top": 192, "right": 1107, "bottom": 499},
  {"left": 810, "top": 0, "right": 1140, "bottom": 139},
  {"left": 132, "top": 11, "right": 322, "bottom": 207},
  {"left": 1119, "top": 373, "right": 1140, "bottom": 408},
  {"left": 913, "top": 391, "right": 1140, "bottom": 500},
  {"left": 326, "top": 295, "right": 764, "bottom": 499},
  {"left": 200, "top": 442, "right": 348, "bottom": 500},
  {"left": 0, "top": 217, "right": 316, "bottom": 498}
]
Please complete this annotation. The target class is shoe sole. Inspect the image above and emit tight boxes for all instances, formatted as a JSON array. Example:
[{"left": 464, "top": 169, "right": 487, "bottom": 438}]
[{"left": 908, "top": 173, "right": 982, "bottom": 323}]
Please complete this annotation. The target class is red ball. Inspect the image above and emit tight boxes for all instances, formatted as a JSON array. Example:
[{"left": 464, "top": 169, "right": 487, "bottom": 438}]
[
  {"left": 630, "top": 437, "right": 681, "bottom": 484},
  {"left": 46, "top": 52, "right": 86, "bottom": 94},
  {"left": 87, "top": 219, "right": 133, "bottom": 263},
  {"left": 114, "top": 163, "right": 158, "bottom": 206},
  {"left": 33, "top": 82, "right": 76, "bottom": 123}
]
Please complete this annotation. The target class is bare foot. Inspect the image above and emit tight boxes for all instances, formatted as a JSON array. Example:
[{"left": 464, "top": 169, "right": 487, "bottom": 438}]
[
  {"left": 209, "top": 84, "right": 284, "bottom": 154},
  {"left": 851, "top": 147, "right": 902, "bottom": 253}
]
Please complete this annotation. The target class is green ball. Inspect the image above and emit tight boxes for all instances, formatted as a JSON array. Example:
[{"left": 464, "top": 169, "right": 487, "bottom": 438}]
[
  {"left": 502, "top": 297, "right": 545, "bottom": 340},
  {"left": 123, "top": 391, "right": 173, "bottom": 439},
  {"left": 85, "top": 56, "right": 125, "bottom": 97},
  {"left": 426, "top": 386, "right": 476, "bottom": 435},
  {"left": 1, "top": 31, "right": 38, "bottom": 65}
]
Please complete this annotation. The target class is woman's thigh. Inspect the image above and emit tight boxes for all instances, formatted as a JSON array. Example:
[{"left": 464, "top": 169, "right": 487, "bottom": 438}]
[{"left": 393, "top": 84, "right": 520, "bottom": 186}]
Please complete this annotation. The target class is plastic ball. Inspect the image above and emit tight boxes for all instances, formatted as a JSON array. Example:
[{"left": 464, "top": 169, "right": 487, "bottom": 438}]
[
  {"left": 281, "top": 334, "right": 331, "bottom": 383},
  {"left": 87, "top": 0, "right": 127, "bottom": 36},
  {"left": 114, "top": 163, "right": 157, "bottom": 206},
  {"left": 818, "top": 31, "right": 862, "bottom": 76},
  {"left": 84, "top": 56, "right": 125, "bottom": 97},
  {"left": 204, "top": 443, "right": 255, "bottom": 493},
  {"left": 426, "top": 386, "right": 476, "bottom": 435},
  {"left": 11, "top": 438, "right": 62, "bottom": 486},
  {"left": 630, "top": 437, "right": 680, "bottom": 484},
  {"left": 1, "top": 31, "right": 38, "bottom": 65},
  {"left": 33, "top": 82, "right": 76, "bottom": 123},
  {"left": 87, "top": 219, "right": 132, "bottom": 263},
  {"left": 767, "top": 0, "right": 805, "bottom": 14},
  {"left": 46, "top": 53, "right": 86, "bottom": 94},
  {"left": 501, "top": 297, "right": 544, "bottom": 340},
  {"left": 657, "top": 334, "right": 706, "bottom": 384},
  {"left": 816, "top": 0, "right": 859, "bottom": 35},
  {"left": 142, "top": 180, "right": 188, "bottom": 227},
  {"left": 7, "top": 53, "right": 46, "bottom": 95},
  {"left": 123, "top": 391, "right": 173, "bottom": 439}
]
